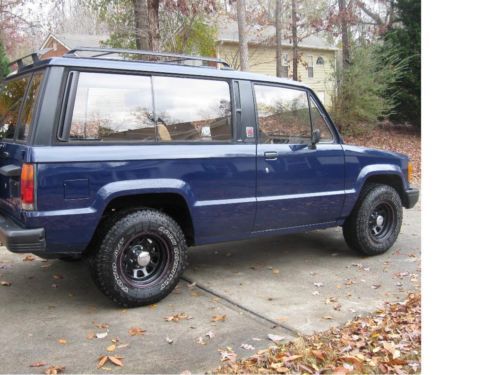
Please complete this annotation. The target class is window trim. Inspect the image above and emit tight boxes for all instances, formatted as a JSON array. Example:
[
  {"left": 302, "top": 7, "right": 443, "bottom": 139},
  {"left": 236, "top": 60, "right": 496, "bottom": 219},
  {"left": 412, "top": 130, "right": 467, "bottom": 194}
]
[{"left": 57, "top": 69, "right": 236, "bottom": 145}]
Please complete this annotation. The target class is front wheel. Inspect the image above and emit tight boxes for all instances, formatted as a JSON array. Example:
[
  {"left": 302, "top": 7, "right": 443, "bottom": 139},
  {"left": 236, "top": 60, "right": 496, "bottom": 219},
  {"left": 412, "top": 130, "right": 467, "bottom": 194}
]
[
  {"left": 342, "top": 183, "right": 403, "bottom": 256},
  {"left": 89, "top": 209, "right": 187, "bottom": 307}
]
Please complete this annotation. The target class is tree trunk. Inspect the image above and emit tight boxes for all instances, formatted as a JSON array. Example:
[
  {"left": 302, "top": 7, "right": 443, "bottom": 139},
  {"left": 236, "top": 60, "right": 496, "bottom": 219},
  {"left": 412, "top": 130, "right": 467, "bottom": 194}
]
[
  {"left": 275, "top": 0, "right": 283, "bottom": 77},
  {"left": 148, "top": 0, "right": 160, "bottom": 52},
  {"left": 291, "top": 0, "right": 298, "bottom": 81},
  {"left": 339, "top": 0, "right": 350, "bottom": 66},
  {"left": 133, "top": 0, "right": 150, "bottom": 50},
  {"left": 236, "top": 0, "right": 250, "bottom": 71}
]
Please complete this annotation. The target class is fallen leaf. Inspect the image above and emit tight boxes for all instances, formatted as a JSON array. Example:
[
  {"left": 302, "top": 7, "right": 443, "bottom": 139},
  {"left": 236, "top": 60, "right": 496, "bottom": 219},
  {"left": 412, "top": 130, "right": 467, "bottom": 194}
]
[
  {"left": 241, "top": 343, "right": 255, "bottom": 350},
  {"left": 29, "top": 362, "right": 47, "bottom": 368},
  {"left": 23, "top": 255, "right": 36, "bottom": 261},
  {"left": 45, "top": 365, "right": 65, "bottom": 375},
  {"left": 218, "top": 348, "right": 237, "bottom": 362},
  {"left": 128, "top": 327, "right": 146, "bottom": 336},
  {"left": 97, "top": 356, "right": 108, "bottom": 369},
  {"left": 272, "top": 269, "right": 280, "bottom": 274},
  {"left": 1, "top": 281, "right": 12, "bottom": 286},
  {"left": 165, "top": 313, "right": 191, "bottom": 322},
  {"left": 106, "top": 344, "right": 116, "bottom": 352},
  {"left": 312, "top": 349, "right": 325, "bottom": 362},
  {"left": 52, "top": 274, "right": 64, "bottom": 280},
  {"left": 205, "top": 330, "right": 215, "bottom": 339},
  {"left": 283, "top": 355, "right": 302, "bottom": 362},
  {"left": 211, "top": 314, "right": 226, "bottom": 322},
  {"left": 108, "top": 356, "right": 124, "bottom": 367},
  {"left": 314, "top": 282, "right": 324, "bottom": 287},
  {"left": 196, "top": 336, "right": 206, "bottom": 345},
  {"left": 165, "top": 337, "right": 174, "bottom": 344},
  {"left": 95, "top": 331, "right": 108, "bottom": 339},
  {"left": 312, "top": 291, "right": 320, "bottom": 296},
  {"left": 322, "top": 315, "right": 334, "bottom": 320},
  {"left": 372, "top": 284, "right": 382, "bottom": 289},
  {"left": 58, "top": 339, "right": 67, "bottom": 345},
  {"left": 267, "top": 334, "right": 285, "bottom": 343}
]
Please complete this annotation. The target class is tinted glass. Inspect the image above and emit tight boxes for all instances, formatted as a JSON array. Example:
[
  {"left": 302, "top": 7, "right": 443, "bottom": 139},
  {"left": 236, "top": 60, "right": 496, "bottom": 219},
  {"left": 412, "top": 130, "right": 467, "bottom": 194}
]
[
  {"left": 254, "top": 85, "right": 311, "bottom": 144},
  {"left": 0, "top": 75, "right": 29, "bottom": 139},
  {"left": 310, "top": 97, "right": 334, "bottom": 142},
  {"left": 18, "top": 72, "right": 44, "bottom": 140},
  {"left": 154, "top": 76, "right": 232, "bottom": 141},
  {"left": 69, "top": 73, "right": 154, "bottom": 141}
]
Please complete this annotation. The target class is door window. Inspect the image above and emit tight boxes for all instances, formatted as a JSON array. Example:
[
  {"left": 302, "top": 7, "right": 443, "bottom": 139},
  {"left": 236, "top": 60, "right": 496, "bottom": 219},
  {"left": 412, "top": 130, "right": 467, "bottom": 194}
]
[
  {"left": 310, "top": 97, "right": 334, "bottom": 142},
  {"left": 254, "top": 85, "right": 311, "bottom": 144}
]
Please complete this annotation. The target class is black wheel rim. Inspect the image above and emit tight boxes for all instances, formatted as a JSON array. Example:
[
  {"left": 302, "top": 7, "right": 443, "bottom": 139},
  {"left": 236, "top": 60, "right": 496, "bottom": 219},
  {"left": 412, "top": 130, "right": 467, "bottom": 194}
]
[
  {"left": 117, "top": 233, "right": 171, "bottom": 288},
  {"left": 368, "top": 202, "right": 396, "bottom": 241}
]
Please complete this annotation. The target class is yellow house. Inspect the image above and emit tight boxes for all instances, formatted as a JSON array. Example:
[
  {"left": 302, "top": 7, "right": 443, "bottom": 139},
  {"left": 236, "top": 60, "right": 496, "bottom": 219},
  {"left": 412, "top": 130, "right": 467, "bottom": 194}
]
[{"left": 216, "top": 21, "right": 338, "bottom": 109}]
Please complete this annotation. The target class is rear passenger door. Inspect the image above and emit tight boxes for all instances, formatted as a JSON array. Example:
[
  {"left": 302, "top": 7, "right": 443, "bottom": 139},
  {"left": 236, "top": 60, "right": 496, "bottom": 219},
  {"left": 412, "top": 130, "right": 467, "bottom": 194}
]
[{"left": 253, "top": 84, "right": 345, "bottom": 231}]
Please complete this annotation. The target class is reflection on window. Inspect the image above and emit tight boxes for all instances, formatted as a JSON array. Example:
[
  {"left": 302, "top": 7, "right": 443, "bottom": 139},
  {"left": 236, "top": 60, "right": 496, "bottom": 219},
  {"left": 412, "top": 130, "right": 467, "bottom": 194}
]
[
  {"left": 254, "top": 85, "right": 311, "bottom": 144},
  {"left": 18, "top": 72, "right": 44, "bottom": 140},
  {"left": 0, "top": 76, "right": 29, "bottom": 139},
  {"left": 153, "top": 76, "right": 232, "bottom": 141},
  {"left": 310, "top": 97, "right": 334, "bottom": 142},
  {"left": 69, "top": 73, "right": 154, "bottom": 141}
]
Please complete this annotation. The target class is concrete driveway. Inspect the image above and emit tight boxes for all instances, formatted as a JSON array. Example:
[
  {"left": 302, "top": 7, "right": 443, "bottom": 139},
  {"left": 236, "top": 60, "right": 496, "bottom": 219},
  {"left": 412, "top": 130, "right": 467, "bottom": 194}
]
[{"left": 0, "top": 204, "right": 420, "bottom": 373}]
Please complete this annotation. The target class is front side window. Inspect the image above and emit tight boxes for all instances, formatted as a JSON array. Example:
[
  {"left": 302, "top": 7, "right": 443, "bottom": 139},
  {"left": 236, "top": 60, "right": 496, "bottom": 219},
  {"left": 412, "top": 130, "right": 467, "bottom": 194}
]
[
  {"left": 310, "top": 97, "right": 334, "bottom": 142},
  {"left": 0, "top": 75, "right": 29, "bottom": 139},
  {"left": 18, "top": 72, "right": 44, "bottom": 140},
  {"left": 69, "top": 73, "right": 154, "bottom": 141},
  {"left": 153, "top": 76, "right": 232, "bottom": 141},
  {"left": 254, "top": 85, "right": 311, "bottom": 144}
]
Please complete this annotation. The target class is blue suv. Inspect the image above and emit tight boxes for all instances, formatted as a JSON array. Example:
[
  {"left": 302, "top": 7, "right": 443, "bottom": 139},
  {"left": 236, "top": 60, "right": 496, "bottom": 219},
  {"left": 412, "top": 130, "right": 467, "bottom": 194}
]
[{"left": 0, "top": 48, "right": 419, "bottom": 306}]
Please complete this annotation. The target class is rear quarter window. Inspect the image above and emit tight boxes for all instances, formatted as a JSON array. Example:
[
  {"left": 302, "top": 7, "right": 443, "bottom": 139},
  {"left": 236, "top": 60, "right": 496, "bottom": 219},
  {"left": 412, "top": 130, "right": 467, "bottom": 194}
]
[
  {"left": 18, "top": 71, "right": 44, "bottom": 141},
  {"left": 68, "top": 72, "right": 155, "bottom": 142},
  {"left": 0, "top": 75, "right": 30, "bottom": 140}
]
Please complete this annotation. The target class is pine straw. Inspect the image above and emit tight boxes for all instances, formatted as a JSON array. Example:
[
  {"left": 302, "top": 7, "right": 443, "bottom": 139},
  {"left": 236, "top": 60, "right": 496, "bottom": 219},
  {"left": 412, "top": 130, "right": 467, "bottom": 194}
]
[
  {"left": 215, "top": 293, "right": 421, "bottom": 374},
  {"left": 343, "top": 125, "right": 421, "bottom": 185}
]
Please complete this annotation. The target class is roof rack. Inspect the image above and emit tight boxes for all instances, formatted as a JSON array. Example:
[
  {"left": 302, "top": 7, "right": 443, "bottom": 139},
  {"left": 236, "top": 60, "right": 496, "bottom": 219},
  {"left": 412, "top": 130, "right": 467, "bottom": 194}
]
[
  {"left": 8, "top": 48, "right": 51, "bottom": 73},
  {"left": 64, "top": 47, "right": 232, "bottom": 69}
]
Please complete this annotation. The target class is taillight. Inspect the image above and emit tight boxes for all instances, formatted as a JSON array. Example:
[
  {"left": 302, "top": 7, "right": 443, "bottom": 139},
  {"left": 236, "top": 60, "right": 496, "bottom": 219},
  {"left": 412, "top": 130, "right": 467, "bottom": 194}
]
[{"left": 21, "top": 163, "right": 35, "bottom": 210}]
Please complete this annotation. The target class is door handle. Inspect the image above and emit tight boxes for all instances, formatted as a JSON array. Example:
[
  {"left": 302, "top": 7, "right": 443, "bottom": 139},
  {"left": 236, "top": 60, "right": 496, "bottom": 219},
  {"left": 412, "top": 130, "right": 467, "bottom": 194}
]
[{"left": 264, "top": 151, "right": 278, "bottom": 160}]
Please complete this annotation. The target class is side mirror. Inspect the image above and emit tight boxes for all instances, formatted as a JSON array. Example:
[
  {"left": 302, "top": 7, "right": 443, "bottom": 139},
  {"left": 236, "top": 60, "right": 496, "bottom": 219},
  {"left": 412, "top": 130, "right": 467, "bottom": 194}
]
[{"left": 309, "top": 129, "right": 321, "bottom": 149}]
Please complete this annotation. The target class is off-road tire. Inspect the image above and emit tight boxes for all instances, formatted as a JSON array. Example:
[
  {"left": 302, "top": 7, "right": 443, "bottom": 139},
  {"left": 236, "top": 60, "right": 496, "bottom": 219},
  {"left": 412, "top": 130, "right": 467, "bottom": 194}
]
[
  {"left": 89, "top": 209, "right": 187, "bottom": 307},
  {"left": 342, "top": 183, "right": 403, "bottom": 256}
]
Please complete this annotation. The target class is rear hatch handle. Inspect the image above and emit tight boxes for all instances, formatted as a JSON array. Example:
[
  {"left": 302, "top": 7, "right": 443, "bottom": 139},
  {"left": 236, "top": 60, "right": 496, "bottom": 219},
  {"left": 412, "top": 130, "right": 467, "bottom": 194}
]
[{"left": 0, "top": 164, "right": 21, "bottom": 177}]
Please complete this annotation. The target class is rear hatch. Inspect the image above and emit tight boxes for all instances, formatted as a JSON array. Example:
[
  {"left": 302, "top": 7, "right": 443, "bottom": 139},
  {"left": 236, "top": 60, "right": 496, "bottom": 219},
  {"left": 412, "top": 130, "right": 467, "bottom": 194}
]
[{"left": 0, "top": 70, "right": 44, "bottom": 221}]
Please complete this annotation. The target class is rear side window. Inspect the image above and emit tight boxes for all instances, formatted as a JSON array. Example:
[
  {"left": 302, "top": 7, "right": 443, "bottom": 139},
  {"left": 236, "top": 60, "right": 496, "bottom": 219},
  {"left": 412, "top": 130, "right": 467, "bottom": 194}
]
[
  {"left": 69, "top": 72, "right": 154, "bottom": 141},
  {"left": 0, "top": 75, "right": 29, "bottom": 139},
  {"left": 153, "top": 76, "right": 232, "bottom": 141},
  {"left": 18, "top": 72, "right": 44, "bottom": 141},
  {"left": 254, "top": 85, "right": 311, "bottom": 144}
]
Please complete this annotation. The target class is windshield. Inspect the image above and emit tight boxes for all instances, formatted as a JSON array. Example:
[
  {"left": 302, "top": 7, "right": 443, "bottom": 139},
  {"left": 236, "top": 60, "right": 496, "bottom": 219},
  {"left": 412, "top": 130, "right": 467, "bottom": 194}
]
[{"left": 0, "top": 75, "right": 30, "bottom": 140}]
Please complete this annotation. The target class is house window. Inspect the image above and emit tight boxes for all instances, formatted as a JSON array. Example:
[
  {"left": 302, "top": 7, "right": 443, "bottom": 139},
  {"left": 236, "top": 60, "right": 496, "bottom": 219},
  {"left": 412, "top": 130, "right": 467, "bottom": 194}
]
[
  {"left": 307, "top": 55, "right": 314, "bottom": 78},
  {"left": 316, "top": 56, "right": 324, "bottom": 65},
  {"left": 280, "top": 53, "right": 289, "bottom": 78}
]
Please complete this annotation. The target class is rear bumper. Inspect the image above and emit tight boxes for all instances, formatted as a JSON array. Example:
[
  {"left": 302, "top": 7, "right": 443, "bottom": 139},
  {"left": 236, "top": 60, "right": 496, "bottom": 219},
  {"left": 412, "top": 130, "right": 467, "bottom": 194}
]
[
  {"left": 0, "top": 213, "right": 45, "bottom": 253},
  {"left": 403, "top": 188, "right": 420, "bottom": 209}
]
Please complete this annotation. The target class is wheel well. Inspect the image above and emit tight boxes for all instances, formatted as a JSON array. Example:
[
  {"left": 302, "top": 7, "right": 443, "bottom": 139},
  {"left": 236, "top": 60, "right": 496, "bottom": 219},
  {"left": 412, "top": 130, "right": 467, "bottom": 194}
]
[
  {"left": 97, "top": 193, "right": 195, "bottom": 246},
  {"left": 363, "top": 174, "right": 406, "bottom": 204}
]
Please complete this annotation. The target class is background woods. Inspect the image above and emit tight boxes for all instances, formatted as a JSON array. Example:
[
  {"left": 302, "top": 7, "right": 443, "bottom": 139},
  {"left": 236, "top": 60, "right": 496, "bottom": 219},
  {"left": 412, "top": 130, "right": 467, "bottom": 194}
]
[{"left": 1, "top": 0, "right": 421, "bottom": 135}]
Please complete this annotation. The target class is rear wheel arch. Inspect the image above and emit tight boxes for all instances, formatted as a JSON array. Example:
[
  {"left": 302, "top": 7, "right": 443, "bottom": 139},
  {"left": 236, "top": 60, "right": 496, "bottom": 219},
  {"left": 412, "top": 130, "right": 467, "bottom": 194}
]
[{"left": 87, "top": 193, "right": 195, "bottom": 255}]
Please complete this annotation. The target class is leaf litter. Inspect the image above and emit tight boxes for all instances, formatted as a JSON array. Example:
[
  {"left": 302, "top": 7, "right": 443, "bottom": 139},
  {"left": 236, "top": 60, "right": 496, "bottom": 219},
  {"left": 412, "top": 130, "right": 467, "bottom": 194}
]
[{"left": 215, "top": 293, "right": 421, "bottom": 374}]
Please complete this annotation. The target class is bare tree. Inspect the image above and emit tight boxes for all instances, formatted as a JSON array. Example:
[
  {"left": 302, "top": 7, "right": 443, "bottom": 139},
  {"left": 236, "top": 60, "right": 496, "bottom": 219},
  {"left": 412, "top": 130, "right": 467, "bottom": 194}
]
[
  {"left": 133, "top": 0, "right": 150, "bottom": 50},
  {"left": 275, "top": 0, "right": 282, "bottom": 77},
  {"left": 148, "top": 0, "right": 160, "bottom": 51},
  {"left": 291, "top": 0, "right": 298, "bottom": 80},
  {"left": 339, "top": 0, "right": 350, "bottom": 66},
  {"left": 236, "top": 0, "right": 249, "bottom": 71}
]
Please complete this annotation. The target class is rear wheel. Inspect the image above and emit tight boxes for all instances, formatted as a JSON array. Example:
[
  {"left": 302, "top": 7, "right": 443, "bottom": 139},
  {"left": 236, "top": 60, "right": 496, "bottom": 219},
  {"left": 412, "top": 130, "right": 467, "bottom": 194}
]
[
  {"left": 342, "top": 183, "right": 402, "bottom": 256},
  {"left": 89, "top": 209, "right": 187, "bottom": 307}
]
